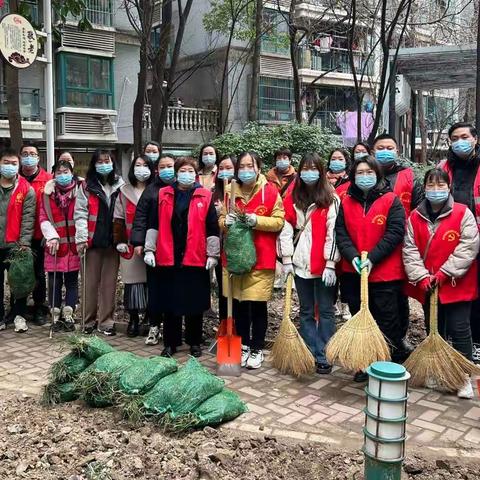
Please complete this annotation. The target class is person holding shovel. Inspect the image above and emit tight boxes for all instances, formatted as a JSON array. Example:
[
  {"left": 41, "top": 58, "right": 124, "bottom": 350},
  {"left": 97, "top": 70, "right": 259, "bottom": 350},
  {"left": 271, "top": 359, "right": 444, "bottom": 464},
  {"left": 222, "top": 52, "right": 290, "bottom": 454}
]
[
  {"left": 403, "top": 168, "right": 479, "bottom": 398},
  {"left": 278, "top": 152, "right": 340, "bottom": 374}
]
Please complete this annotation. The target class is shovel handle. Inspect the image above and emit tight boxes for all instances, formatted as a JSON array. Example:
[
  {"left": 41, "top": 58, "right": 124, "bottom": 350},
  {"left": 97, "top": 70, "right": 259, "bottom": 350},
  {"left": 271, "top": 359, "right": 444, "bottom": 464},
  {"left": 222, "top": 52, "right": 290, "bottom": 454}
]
[
  {"left": 283, "top": 273, "right": 293, "bottom": 322},
  {"left": 360, "top": 251, "right": 369, "bottom": 307},
  {"left": 429, "top": 286, "right": 439, "bottom": 334}
]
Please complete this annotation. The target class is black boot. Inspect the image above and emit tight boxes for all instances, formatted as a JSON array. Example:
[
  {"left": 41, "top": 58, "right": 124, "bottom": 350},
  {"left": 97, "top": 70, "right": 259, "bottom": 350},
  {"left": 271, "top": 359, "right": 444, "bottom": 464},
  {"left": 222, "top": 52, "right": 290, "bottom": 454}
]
[
  {"left": 161, "top": 346, "right": 176, "bottom": 357},
  {"left": 127, "top": 312, "right": 140, "bottom": 337}
]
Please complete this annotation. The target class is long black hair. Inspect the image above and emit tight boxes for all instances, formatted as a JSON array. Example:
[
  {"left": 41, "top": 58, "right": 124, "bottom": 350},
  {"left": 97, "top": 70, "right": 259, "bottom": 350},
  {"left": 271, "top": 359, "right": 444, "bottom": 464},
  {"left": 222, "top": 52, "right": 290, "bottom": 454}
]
[
  {"left": 198, "top": 144, "right": 220, "bottom": 171},
  {"left": 87, "top": 149, "right": 118, "bottom": 185},
  {"left": 327, "top": 148, "right": 351, "bottom": 172},
  {"left": 128, "top": 155, "right": 155, "bottom": 187},
  {"left": 214, "top": 154, "right": 237, "bottom": 202}
]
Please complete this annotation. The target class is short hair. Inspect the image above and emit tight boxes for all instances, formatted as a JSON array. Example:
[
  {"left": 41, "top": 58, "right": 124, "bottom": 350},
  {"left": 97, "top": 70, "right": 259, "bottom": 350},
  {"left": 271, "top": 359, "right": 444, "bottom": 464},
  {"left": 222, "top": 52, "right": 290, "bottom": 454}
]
[
  {"left": 235, "top": 151, "right": 262, "bottom": 177},
  {"left": 174, "top": 157, "right": 198, "bottom": 173},
  {"left": 20, "top": 142, "right": 39, "bottom": 155},
  {"left": 349, "top": 155, "right": 384, "bottom": 183},
  {"left": 448, "top": 122, "right": 477, "bottom": 139},
  {"left": 373, "top": 133, "right": 398, "bottom": 147},
  {"left": 0, "top": 148, "right": 20, "bottom": 162},
  {"left": 274, "top": 147, "right": 292, "bottom": 160},
  {"left": 53, "top": 159, "right": 74, "bottom": 173},
  {"left": 128, "top": 155, "right": 155, "bottom": 187},
  {"left": 423, "top": 168, "right": 450, "bottom": 187}
]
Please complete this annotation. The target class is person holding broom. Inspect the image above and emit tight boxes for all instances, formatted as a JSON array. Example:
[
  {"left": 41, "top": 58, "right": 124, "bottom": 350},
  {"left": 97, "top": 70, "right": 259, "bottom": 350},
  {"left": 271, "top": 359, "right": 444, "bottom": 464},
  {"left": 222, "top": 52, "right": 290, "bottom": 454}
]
[
  {"left": 403, "top": 168, "right": 479, "bottom": 398},
  {"left": 219, "top": 152, "right": 285, "bottom": 369},
  {"left": 278, "top": 153, "right": 340, "bottom": 374},
  {"left": 335, "top": 155, "right": 407, "bottom": 382}
]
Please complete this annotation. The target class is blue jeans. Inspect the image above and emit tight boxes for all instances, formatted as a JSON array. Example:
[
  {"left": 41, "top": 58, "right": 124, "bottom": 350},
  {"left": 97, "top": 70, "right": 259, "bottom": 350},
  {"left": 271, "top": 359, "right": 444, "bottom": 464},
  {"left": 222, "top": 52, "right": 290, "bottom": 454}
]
[{"left": 295, "top": 275, "right": 336, "bottom": 365}]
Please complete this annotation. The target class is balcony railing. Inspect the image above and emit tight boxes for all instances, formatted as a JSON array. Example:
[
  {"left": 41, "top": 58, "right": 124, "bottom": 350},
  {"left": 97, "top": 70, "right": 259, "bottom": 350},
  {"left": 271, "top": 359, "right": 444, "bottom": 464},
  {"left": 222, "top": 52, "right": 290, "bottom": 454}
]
[
  {"left": 143, "top": 105, "right": 219, "bottom": 132},
  {"left": 0, "top": 87, "right": 40, "bottom": 122},
  {"left": 66, "top": 0, "right": 114, "bottom": 27},
  {"left": 310, "top": 110, "right": 341, "bottom": 133}
]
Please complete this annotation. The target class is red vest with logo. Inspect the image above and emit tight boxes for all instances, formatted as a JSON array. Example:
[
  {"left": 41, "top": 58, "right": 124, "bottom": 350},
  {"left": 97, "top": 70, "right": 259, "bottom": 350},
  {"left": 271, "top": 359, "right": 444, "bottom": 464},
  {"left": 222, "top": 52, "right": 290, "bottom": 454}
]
[
  {"left": 408, "top": 203, "right": 478, "bottom": 304},
  {"left": 439, "top": 159, "right": 480, "bottom": 228},
  {"left": 5, "top": 176, "right": 32, "bottom": 243},
  {"left": 336, "top": 181, "right": 350, "bottom": 201},
  {"left": 119, "top": 192, "right": 137, "bottom": 260},
  {"left": 341, "top": 192, "right": 405, "bottom": 282},
  {"left": 392, "top": 168, "right": 414, "bottom": 217},
  {"left": 28, "top": 168, "right": 53, "bottom": 240},
  {"left": 283, "top": 192, "right": 328, "bottom": 275},
  {"left": 42, "top": 190, "right": 77, "bottom": 256},
  {"left": 156, "top": 186, "right": 212, "bottom": 267},
  {"left": 87, "top": 193, "right": 100, "bottom": 248}
]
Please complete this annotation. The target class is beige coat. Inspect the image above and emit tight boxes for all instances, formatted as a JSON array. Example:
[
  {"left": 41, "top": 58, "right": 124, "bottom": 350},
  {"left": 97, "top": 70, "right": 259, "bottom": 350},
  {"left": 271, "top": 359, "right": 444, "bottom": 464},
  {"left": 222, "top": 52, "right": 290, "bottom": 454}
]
[{"left": 219, "top": 174, "right": 284, "bottom": 302}]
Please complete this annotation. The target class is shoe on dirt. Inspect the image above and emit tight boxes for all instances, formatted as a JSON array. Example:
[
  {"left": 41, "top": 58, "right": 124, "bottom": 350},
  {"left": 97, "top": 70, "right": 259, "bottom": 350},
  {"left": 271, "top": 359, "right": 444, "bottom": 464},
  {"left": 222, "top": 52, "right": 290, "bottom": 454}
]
[
  {"left": 145, "top": 326, "right": 160, "bottom": 345},
  {"left": 241, "top": 345, "right": 250, "bottom": 367},
  {"left": 246, "top": 349, "right": 264, "bottom": 369},
  {"left": 457, "top": 377, "right": 475, "bottom": 399},
  {"left": 62, "top": 306, "right": 76, "bottom": 332},
  {"left": 14, "top": 316, "right": 28, "bottom": 333},
  {"left": 98, "top": 326, "right": 116, "bottom": 337}
]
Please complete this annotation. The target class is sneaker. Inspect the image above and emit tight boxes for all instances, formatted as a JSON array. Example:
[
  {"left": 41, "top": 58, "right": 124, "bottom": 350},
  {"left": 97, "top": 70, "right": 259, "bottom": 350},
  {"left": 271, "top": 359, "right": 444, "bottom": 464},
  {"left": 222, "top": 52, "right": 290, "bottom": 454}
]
[
  {"left": 341, "top": 303, "right": 352, "bottom": 321},
  {"left": 316, "top": 363, "right": 332, "bottom": 375},
  {"left": 98, "top": 326, "right": 116, "bottom": 337},
  {"left": 246, "top": 349, "right": 264, "bottom": 370},
  {"left": 14, "top": 316, "right": 28, "bottom": 333},
  {"left": 83, "top": 324, "right": 96, "bottom": 335},
  {"left": 32, "top": 309, "right": 47, "bottom": 326},
  {"left": 472, "top": 343, "right": 480, "bottom": 364},
  {"left": 353, "top": 371, "right": 368, "bottom": 383},
  {"left": 458, "top": 377, "right": 475, "bottom": 399},
  {"left": 62, "top": 306, "right": 76, "bottom": 332},
  {"left": 145, "top": 326, "right": 160, "bottom": 345},
  {"left": 241, "top": 345, "right": 250, "bottom": 367},
  {"left": 51, "top": 307, "right": 63, "bottom": 333}
]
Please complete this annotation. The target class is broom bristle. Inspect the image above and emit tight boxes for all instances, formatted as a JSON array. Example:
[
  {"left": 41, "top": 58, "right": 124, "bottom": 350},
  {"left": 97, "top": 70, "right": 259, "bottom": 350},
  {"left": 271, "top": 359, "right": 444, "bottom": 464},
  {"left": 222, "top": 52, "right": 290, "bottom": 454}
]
[
  {"left": 326, "top": 307, "right": 390, "bottom": 372},
  {"left": 404, "top": 332, "right": 480, "bottom": 392}
]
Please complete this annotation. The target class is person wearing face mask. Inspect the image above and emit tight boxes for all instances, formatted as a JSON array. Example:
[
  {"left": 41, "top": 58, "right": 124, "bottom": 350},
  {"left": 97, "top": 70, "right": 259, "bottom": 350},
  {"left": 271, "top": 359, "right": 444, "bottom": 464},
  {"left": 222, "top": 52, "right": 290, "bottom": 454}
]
[
  {"left": 113, "top": 156, "right": 154, "bottom": 337},
  {"left": 335, "top": 156, "right": 407, "bottom": 381},
  {"left": 130, "top": 155, "right": 176, "bottom": 346},
  {"left": 266, "top": 148, "right": 297, "bottom": 198},
  {"left": 278, "top": 153, "right": 340, "bottom": 374},
  {"left": 19, "top": 143, "right": 53, "bottom": 326},
  {"left": 219, "top": 152, "right": 285, "bottom": 370},
  {"left": 40, "top": 160, "right": 82, "bottom": 332},
  {"left": 74, "top": 149, "right": 124, "bottom": 336},
  {"left": 143, "top": 141, "right": 161, "bottom": 166},
  {"left": 439, "top": 122, "right": 480, "bottom": 362},
  {"left": 0, "top": 149, "right": 35, "bottom": 333},
  {"left": 403, "top": 169, "right": 479, "bottom": 398},
  {"left": 197, "top": 144, "right": 219, "bottom": 191},
  {"left": 142, "top": 157, "right": 220, "bottom": 358},
  {"left": 326, "top": 148, "right": 351, "bottom": 200}
]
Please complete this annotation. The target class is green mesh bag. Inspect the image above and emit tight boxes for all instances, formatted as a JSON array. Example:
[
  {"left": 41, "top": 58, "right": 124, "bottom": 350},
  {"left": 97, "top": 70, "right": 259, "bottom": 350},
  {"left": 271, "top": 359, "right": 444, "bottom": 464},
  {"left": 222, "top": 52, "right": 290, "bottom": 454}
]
[
  {"left": 6, "top": 247, "right": 35, "bottom": 299},
  {"left": 143, "top": 358, "right": 224, "bottom": 417},
  {"left": 49, "top": 353, "right": 92, "bottom": 383},
  {"left": 119, "top": 356, "right": 178, "bottom": 395},
  {"left": 224, "top": 218, "right": 256, "bottom": 275},
  {"left": 67, "top": 335, "right": 116, "bottom": 362},
  {"left": 42, "top": 382, "right": 78, "bottom": 405},
  {"left": 193, "top": 389, "right": 248, "bottom": 427}
]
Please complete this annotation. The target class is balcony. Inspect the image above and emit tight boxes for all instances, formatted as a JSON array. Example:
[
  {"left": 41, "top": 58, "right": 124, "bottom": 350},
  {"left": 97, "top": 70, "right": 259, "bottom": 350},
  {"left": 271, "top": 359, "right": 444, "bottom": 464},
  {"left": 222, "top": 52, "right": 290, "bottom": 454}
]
[
  {"left": 66, "top": 0, "right": 114, "bottom": 28},
  {"left": 0, "top": 87, "right": 40, "bottom": 121},
  {"left": 299, "top": 47, "right": 372, "bottom": 76}
]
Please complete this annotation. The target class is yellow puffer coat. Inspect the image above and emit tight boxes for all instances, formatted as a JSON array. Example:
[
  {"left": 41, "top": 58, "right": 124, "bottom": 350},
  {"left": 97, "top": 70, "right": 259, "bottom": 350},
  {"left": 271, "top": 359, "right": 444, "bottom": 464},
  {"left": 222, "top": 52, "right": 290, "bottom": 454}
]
[{"left": 219, "top": 174, "right": 284, "bottom": 302}]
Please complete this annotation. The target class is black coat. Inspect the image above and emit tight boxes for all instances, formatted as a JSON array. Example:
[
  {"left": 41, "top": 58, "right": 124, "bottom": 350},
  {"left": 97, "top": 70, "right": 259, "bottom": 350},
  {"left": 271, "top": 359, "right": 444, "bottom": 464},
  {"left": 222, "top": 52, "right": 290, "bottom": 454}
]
[{"left": 335, "top": 181, "right": 406, "bottom": 266}]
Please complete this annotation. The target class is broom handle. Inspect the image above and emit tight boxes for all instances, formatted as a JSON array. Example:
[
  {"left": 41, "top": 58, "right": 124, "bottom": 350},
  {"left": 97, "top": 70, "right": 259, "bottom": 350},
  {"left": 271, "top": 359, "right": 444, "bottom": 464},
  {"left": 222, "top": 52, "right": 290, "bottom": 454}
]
[
  {"left": 283, "top": 273, "right": 293, "bottom": 322},
  {"left": 360, "top": 251, "right": 369, "bottom": 307},
  {"left": 430, "top": 287, "right": 439, "bottom": 335},
  {"left": 226, "top": 180, "right": 236, "bottom": 330}
]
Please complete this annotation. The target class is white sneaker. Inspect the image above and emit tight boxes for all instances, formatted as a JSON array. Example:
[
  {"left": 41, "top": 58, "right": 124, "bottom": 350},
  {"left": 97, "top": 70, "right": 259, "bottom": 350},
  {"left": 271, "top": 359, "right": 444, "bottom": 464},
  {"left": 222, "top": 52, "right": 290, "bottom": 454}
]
[
  {"left": 246, "top": 349, "right": 264, "bottom": 370},
  {"left": 341, "top": 303, "right": 352, "bottom": 321},
  {"left": 472, "top": 343, "right": 480, "bottom": 364},
  {"left": 241, "top": 345, "right": 250, "bottom": 367},
  {"left": 145, "top": 326, "right": 160, "bottom": 345},
  {"left": 14, "top": 316, "right": 28, "bottom": 333},
  {"left": 458, "top": 377, "right": 475, "bottom": 399},
  {"left": 62, "top": 306, "right": 76, "bottom": 332}
]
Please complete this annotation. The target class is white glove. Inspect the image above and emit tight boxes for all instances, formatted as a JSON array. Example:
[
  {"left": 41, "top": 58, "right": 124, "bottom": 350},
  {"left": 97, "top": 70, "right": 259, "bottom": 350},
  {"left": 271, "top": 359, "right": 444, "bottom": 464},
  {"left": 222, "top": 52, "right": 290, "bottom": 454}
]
[
  {"left": 206, "top": 257, "right": 218, "bottom": 270},
  {"left": 144, "top": 251, "right": 156, "bottom": 267},
  {"left": 351, "top": 257, "right": 361, "bottom": 274},
  {"left": 116, "top": 243, "right": 129, "bottom": 254},
  {"left": 246, "top": 213, "right": 257, "bottom": 227},
  {"left": 46, "top": 239, "right": 59, "bottom": 256},
  {"left": 225, "top": 213, "right": 237, "bottom": 227},
  {"left": 361, "top": 259, "right": 373, "bottom": 275},
  {"left": 322, "top": 267, "right": 337, "bottom": 287},
  {"left": 282, "top": 262, "right": 294, "bottom": 278}
]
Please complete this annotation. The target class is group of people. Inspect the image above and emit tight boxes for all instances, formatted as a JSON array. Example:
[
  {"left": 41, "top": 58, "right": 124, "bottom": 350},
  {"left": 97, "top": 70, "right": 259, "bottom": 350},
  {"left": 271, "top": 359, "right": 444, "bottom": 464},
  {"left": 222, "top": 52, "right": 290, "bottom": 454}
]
[{"left": 1, "top": 122, "right": 479, "bottom": 397}]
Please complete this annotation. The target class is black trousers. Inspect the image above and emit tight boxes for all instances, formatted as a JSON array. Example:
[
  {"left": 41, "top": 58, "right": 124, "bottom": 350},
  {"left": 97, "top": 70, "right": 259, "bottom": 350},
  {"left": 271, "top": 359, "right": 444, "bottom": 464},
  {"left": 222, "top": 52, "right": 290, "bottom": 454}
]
[
  {"left": 423, "top": 298, "right": 473, "bottom": 361},
  {"left": 0, "top": 248, "right": 27, "bottom": 320},
  {"left": 398, "top": 293, "right": 410, "bottom": 340},
  {"left": 31, "top": 239, "right": 47, "bottom": 308},
  {"left": 233, "top": 300, "right": 268, "bottom": 350},
  {"left": 215, "top": 263, "right": 227, "bottom": 321},
  {"left": 340, "top": 274, "right": 405, "bottom": 361},
  {"left": 470, "top": 258, "right": 480, "bottom": 344},
  {"left": 163, "top": 314, "right": 203, "bottom": 348}
]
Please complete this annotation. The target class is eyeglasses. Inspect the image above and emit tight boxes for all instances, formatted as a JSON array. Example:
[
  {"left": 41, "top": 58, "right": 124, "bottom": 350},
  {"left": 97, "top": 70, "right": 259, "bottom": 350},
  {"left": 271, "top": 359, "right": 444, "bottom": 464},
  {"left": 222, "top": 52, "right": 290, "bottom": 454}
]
[{"left": 21, "top": 152, "right": 39, "bottom": 158}]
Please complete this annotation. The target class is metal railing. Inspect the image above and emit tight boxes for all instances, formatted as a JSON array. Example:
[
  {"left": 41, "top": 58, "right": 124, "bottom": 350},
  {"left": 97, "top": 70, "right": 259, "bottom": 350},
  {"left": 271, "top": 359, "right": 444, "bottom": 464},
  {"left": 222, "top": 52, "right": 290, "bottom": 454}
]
[
  {"left": 85, "top": 0, "right": 114, "bottom": 27},
  {"left": 300, "top": 47, "right": 373, "bottom": 76},
  {"left": 0, "top": 87, "right": 41, "bottom": 121},
  {"left": 143, "top": 105, "right": 219, "bottom": 132},
  {"left": 310, "top": 111, "right": 341, "bottom": 132}
]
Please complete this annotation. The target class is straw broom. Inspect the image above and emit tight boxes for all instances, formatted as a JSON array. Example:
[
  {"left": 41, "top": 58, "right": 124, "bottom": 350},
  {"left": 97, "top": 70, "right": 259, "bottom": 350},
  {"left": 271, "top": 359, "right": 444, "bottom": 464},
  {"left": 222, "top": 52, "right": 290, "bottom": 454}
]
[
  {"left": 326, "top": 251, "right": 391, "bottom": 371},
  {"left": 270, "top": 273, "right": 316, "bottom": 377},
  {"left": 404, "top": 287, "right": 480, "bottom": 392}
]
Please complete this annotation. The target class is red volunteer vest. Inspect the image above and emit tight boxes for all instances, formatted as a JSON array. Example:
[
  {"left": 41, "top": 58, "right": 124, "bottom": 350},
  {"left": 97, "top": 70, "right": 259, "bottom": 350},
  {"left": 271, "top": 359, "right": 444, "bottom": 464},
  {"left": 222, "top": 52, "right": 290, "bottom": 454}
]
[
  {"left": 439, "top": 159, "right": 480, "bottom": 228},
  {"left": 392, "top": 168, "right": 414, "bottom": 217},
  {"left": 341, "top": 192, "right": 404, "bottom": 282},
  {"left": 87, "top": 193, "right": 100, "bottom": 248},
  {"left": 283, "top": 192, "right": 328, "bottom": 275},
  {"left": 119, "top": 193, "right": 137, "bottom": 260},
  {"left": 27, "top": 168, "right": 53, "bottom": 240},
  {"left": 336, "top": 181, "right": 350, "bottom": 201},
  {"left": 5, "top": 176, "right": 31, "bottom": 243},
  {"left": 407, "top": 203, "right": 478, "bottom": 304},
  {"left": 42, "top": 191, "right": 77, "bottom": 256},
  {"left": 155, "top": 186, "right": 212, "bottom": 267}
]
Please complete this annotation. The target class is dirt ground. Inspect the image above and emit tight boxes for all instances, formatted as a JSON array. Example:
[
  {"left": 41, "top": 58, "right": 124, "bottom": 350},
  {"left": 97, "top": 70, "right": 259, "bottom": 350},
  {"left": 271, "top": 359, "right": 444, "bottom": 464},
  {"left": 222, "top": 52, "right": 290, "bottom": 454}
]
[{"left": 0, "top": 393, "right": 478, "bottom": 480}]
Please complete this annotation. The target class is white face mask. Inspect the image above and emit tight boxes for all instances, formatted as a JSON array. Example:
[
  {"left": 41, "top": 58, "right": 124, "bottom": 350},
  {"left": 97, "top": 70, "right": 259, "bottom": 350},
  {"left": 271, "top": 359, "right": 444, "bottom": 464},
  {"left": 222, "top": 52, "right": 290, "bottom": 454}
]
[{"left": 134, "top": 166, "right": 151, "bottom": 182}]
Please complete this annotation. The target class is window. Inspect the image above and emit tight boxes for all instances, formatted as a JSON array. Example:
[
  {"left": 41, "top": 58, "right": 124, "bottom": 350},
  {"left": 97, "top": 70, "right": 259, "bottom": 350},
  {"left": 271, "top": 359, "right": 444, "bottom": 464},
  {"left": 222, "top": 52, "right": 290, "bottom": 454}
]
[
  {"left": 58, "top": 53, "right": 114, "bottom": 109},
  {"left": 258, "top": 77, "right": 293, "bottom": 122},
  {"left": 85, "top": 0, "right": 114, "bottom": 27},
  {"left": 261, "top": 9, "right": 289, "bottom": 56}
]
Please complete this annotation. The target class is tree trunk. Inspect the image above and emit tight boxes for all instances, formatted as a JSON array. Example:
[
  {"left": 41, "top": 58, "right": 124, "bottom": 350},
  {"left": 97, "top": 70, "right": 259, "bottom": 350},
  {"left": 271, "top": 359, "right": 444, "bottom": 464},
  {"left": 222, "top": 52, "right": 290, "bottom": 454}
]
[
  {"left": 5, "top": 63, "right": 23, "bottom": 150},
  {"left": 133, "top": 41, "right": 148, "bottom": 156},
  {"left": 417, "top": 92, "right": 427, "bottom": 164},
  {"left": 463, "top": 87, "right": 476, "bottom": 123},
  {"left": 248, "top": 0, "right": 262, "bottom": 122}
]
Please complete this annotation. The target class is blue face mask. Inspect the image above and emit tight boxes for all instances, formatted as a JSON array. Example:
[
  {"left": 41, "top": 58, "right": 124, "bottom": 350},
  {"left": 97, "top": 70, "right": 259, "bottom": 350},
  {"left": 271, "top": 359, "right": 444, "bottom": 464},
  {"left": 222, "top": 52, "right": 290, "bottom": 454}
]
[
  {"left": 159, "top": 167, "right": 175, "bottom": 183},
  {"left": 96, "top": 163, "right": 113, "bottom": 176},
  {"left": 329, "top": 159, "right": 346, "bottom": 173},
  {"left": 375, "top": 150, "right": 397, "bottom": 165},
  {"left": 0, "top": 164, "right": 19, "bottom": 179},
  {"left": 276, "top": 159, "right": 290, "bottom": 171},
  {"left": 354, "top": 152, "right": 369, "bottom": 161},
  {"left": 56, "top": 173, "right": 73, "bottom": 187},
  {"left": 145, "top": 153, "right": 159, "bottom": 162},
  {"left": 217, "top": 170, "right": 234, "bottom": 181},
  {"left": 355, "top": 174, "right": 377, "bottom": 192},
  {"left": 177, "top": 171, "right": 196, "bottom": 186},
  {"left": 238, "top": 170, "right": 257, "bottom": 184},
  {"left": 300, "top": 170, "right": 320, "bottom": 184},
  {"left": 21, "top": 156, "right": 39, "bottom": 168},
  {"left": 451, "top": 139, "right": 474, "bottom": 158},
  {"left": 202, "top": 154, "right": 216, "bottom": 167},
  {"left": 426, "top": 190, "right": 449, "bottom": 205}
]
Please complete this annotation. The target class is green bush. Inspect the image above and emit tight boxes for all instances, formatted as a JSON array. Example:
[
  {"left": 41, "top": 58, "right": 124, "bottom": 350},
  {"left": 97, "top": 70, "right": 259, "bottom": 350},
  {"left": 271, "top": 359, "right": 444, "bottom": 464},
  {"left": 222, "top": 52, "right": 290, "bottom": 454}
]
[{"left": 210, "top": 122, "right": 340, "bottom": 169}]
